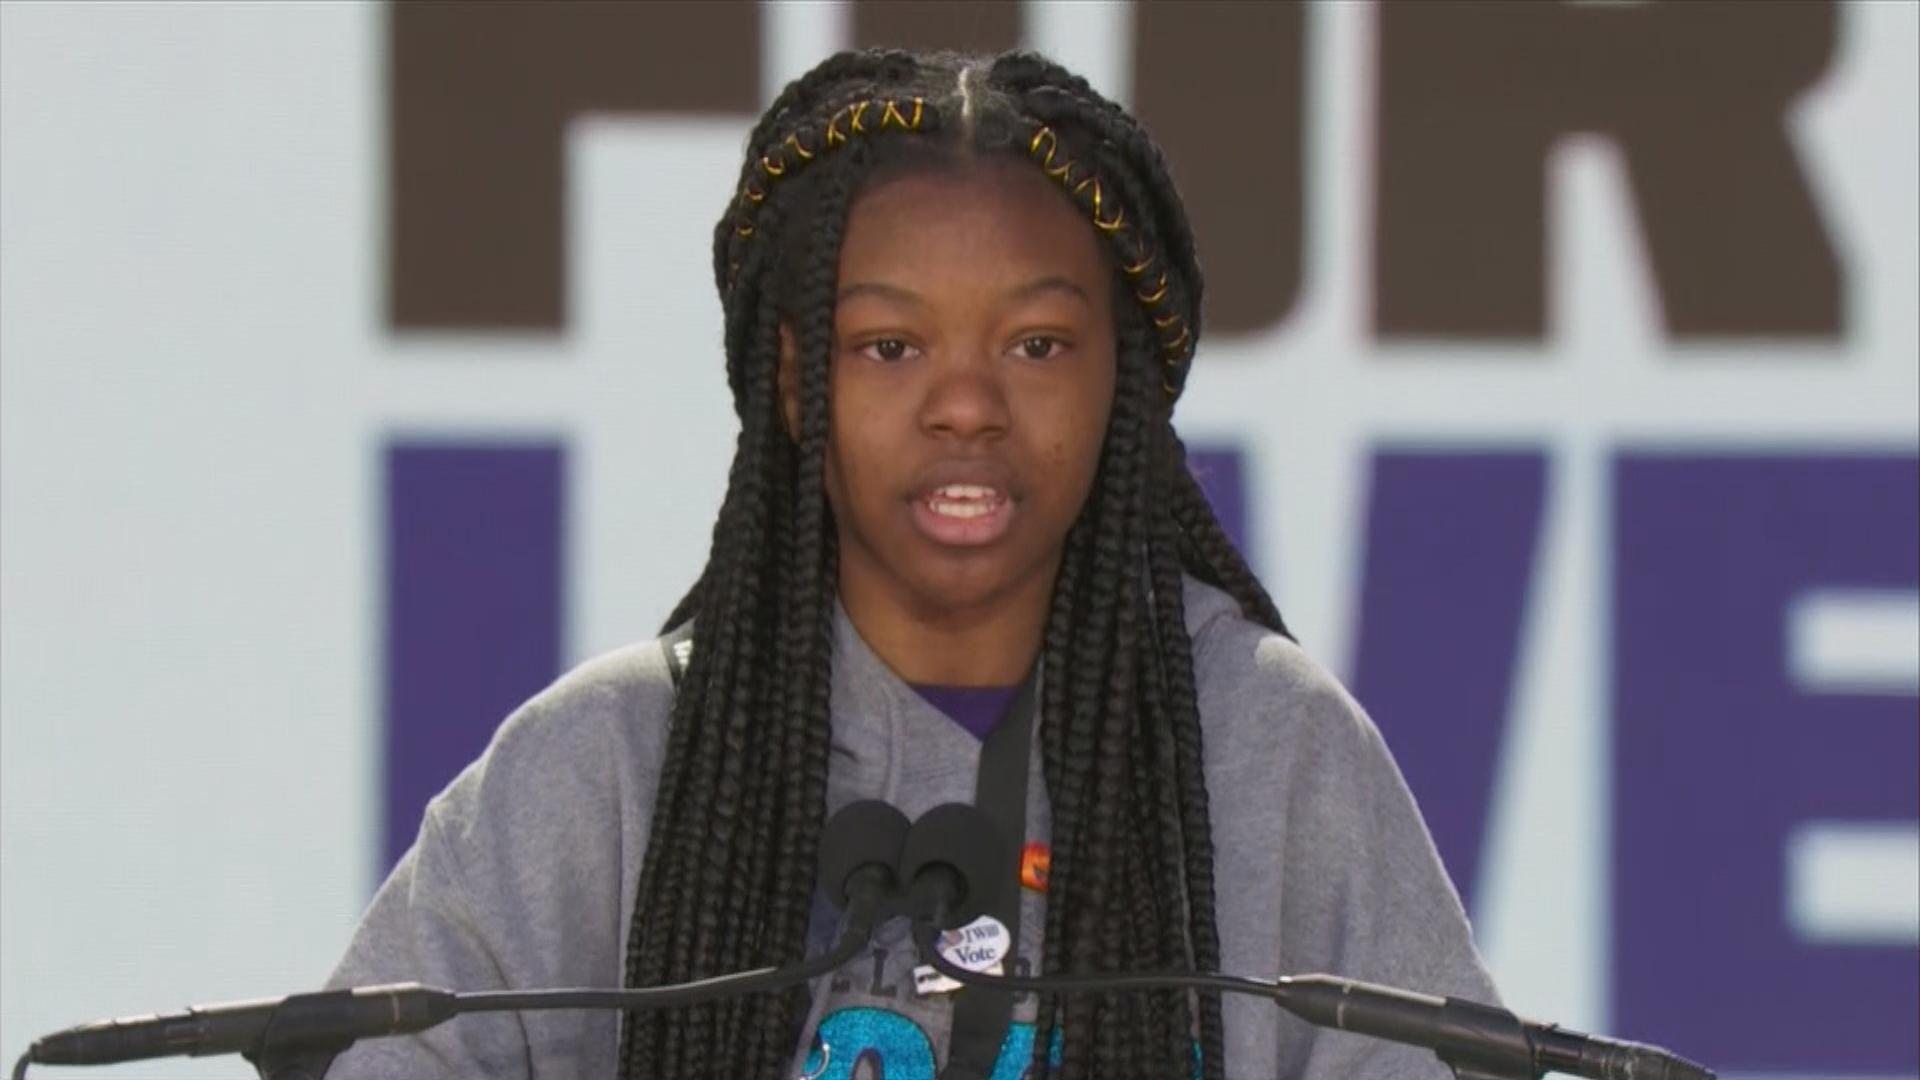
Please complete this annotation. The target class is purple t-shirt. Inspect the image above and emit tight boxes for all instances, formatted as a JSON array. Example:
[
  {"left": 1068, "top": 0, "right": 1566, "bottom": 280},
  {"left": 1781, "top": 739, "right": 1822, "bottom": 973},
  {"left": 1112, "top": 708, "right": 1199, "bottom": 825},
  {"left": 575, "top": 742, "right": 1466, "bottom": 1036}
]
[{"left": 911, "top": 684, "right": 1020, "bottom": 741}]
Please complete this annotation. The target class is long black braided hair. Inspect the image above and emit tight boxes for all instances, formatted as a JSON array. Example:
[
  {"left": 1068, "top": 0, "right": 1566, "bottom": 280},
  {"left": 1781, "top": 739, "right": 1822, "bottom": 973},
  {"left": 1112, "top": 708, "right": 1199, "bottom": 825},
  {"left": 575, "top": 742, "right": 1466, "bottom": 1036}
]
[{"left": 619, "top": 49, "right": 1289, "bottom": 1080}]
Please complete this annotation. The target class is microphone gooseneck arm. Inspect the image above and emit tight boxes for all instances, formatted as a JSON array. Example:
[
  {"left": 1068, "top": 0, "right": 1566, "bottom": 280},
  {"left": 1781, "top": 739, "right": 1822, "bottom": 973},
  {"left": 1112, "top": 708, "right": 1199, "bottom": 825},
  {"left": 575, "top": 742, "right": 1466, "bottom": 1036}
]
[
  {"left": 19, "top": 802, "right": 908, "bottom": 1079},
  {"left": 460, "top": 884, "right": 883, "bottom": 1016},
  {"left": 22, "top": 912, "right": 881, "bottom": 1077},
  {"left": 902, "top": 799, "right": 1715, "bottom": 1080},
  {"left": 908, "top": 920, "right": 1714, "bottom": 1080}
]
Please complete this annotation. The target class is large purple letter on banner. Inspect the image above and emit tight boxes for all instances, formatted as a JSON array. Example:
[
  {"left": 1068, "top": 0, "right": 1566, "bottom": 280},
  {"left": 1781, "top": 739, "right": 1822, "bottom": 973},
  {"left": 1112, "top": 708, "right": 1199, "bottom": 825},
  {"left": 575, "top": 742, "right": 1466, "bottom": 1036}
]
[
  {"left": 1350, "top": 451, "right": 1548, "bottom": 913},
  {"left": 384, "top": 443, "right": 566, "bottom": 873},
  {"left": 1614, "top": 454, "right": 1918, "bottom": 1073}
]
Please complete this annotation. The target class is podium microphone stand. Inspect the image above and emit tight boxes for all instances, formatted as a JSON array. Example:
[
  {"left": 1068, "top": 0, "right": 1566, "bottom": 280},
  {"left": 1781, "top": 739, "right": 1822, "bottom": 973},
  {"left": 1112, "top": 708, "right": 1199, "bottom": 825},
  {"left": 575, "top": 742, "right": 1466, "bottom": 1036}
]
[{"left": 236, "top": 988, "right": 365, "bottom": 1080}]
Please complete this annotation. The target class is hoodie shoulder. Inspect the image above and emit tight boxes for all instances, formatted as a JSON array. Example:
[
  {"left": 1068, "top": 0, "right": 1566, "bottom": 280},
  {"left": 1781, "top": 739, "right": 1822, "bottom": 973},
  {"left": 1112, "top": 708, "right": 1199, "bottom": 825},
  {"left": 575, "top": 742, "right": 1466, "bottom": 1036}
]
[
  {"left": 1180, "top": 576, "right": 1380, "bottom": 764},
  {"left": 427, "top": 639, "right": 678, "bottom": 842}
]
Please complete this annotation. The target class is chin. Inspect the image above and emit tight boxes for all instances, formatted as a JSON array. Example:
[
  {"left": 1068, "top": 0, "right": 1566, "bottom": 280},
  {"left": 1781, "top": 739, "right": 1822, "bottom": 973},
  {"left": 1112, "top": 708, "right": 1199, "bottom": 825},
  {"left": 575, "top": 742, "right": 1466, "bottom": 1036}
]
[
  {"left": 912, "top": 576, "right": 1008, "bottom": 616},
  {"left": 909, "top": 558, "right": 1046, "bottom": 617}
]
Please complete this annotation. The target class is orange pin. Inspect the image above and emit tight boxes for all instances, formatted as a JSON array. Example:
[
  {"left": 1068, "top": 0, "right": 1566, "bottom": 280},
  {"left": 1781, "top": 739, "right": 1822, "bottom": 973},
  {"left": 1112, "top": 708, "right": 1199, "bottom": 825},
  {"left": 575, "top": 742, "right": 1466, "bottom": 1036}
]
[{"left": 1020, "top": 841, "right": 1051, "bottom": 892}]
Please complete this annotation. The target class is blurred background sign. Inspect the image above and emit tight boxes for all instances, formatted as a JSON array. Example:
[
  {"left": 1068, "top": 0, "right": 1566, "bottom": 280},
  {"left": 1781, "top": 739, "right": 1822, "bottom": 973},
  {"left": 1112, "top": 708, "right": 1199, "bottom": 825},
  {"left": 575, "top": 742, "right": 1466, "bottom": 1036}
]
[{"left": 3, "top": 2, "right": 1914, "bottom": 1076}]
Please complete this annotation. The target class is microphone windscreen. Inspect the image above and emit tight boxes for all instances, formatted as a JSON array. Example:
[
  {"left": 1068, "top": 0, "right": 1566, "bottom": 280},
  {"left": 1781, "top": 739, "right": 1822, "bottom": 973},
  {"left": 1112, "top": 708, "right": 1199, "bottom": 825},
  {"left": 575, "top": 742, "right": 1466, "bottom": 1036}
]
[
  {"left": 818, "top": 799, "right": 911, "bottom": 909},
  {"left": 899, "top": 803, "right": 1011, "bottom": 926}
]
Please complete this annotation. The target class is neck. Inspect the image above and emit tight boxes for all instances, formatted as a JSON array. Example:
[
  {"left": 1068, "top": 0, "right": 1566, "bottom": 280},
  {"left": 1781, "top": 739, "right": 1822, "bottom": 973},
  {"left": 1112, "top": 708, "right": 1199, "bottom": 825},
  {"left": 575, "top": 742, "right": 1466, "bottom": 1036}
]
[{"left": 838, "top": 567, "right": 1055, "bottom": 687}]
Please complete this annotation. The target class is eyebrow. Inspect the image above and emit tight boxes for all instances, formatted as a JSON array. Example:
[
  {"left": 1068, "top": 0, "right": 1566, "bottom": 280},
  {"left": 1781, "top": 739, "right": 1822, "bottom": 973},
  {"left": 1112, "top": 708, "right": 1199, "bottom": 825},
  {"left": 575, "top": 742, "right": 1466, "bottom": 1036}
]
[
  {"left": 1009, "top": 275, "right": 1093, "bottom": 306},
  {"left": 836, "top": 275, "right": 1094, "bottom": 308},
  {"left": 837, "top": 281, "right": 926, "bottom": 306}
]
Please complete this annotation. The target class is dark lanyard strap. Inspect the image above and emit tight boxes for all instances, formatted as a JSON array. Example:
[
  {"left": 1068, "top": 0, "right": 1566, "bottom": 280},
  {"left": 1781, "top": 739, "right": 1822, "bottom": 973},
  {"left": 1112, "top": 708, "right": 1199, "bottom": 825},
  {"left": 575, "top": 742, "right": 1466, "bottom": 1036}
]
[{"left": 942, "top": 670, "right": 1038, "bottom": 1080}]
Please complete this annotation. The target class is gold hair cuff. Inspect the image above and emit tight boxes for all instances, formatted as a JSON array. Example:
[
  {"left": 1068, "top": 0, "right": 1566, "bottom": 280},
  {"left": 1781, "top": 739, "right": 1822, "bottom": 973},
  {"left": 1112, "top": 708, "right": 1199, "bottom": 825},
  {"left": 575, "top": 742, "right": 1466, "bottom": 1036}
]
[
  {"left": 724, "top": 98, "right": 929, "bottom": 294},
  {"left": 1136, "top": 273, "right": 1169, "bottom": 305},
  {"left": 1023, "top": 122, "right": 1191, "bottom": 397}
]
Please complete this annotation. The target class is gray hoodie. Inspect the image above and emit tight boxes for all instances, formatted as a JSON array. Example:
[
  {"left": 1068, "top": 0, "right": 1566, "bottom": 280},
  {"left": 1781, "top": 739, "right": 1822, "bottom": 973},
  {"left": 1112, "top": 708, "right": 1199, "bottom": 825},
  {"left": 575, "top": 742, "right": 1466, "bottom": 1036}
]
[{"left": 325, "top": 578, "right": 1498, "bottom": 1078}]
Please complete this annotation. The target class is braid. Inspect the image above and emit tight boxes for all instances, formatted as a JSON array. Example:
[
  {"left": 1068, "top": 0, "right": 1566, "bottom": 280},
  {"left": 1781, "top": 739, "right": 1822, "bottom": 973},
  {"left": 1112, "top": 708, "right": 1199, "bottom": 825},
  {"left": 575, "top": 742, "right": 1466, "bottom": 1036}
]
[
  {"left": 753, "top": 139, "right": 862, "bottom": 1074},
  {"left": 1149, "top": 430, "right": 1231, "bottom": 1080},
  {"left": 1080, "top": 331, "right": 1148, "bottom": 1074},
  {"left": 1133, "top": 562, "right": 1211, "bottom": 1074},
  {"left": 1033, "top": 511, "right": 1088, "bottom": 1071},
  {"left": 623, "top": 48, "right": 1289, "bottom": 1080},
  {"left": 1110, "top": 346, "right": 1181, "bottom": 1079},
  {"left": 700, "top": 302, "right": 783, "bottom": 1059},
  {"left": 1167, "top": 433, "right": 1289, "bottom": 636},
  {"left": 620, "top": 283, "right": 786, "bottom": 1075},
  {"left": 718, "top": 338, "right": 798, "bottom": 1061}
]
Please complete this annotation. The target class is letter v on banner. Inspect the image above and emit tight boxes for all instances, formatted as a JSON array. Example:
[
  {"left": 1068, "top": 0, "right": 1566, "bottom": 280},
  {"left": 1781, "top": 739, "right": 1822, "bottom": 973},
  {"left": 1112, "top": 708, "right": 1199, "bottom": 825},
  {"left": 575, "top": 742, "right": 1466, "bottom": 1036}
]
[{"left": 1351, "top": 451, "right": 1550, "bottom": 915}]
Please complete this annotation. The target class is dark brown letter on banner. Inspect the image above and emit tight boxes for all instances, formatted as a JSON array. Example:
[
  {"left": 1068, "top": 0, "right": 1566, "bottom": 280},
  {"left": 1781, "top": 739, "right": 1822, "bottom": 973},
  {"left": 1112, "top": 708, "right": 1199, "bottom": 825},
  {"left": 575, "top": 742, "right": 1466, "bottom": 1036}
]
[
  {"left": 852, "top": 0, "right": 1022, "bottom": 54},
  {"left": 1376, "top": 1, "right": 1842, "bottom": 341},
  {"left": 1135, "top": 2, "right": 1305, "bottom": 338},
  {"left": 388, "top": 1, "right": 761, "bottom": 332}
]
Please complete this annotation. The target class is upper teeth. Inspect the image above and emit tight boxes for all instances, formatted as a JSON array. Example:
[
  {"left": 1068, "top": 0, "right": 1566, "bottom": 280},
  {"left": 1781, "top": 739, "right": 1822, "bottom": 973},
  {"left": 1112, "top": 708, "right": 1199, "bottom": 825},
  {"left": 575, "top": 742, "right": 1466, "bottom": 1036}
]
[{"left": 932, "top": 484, "right": 996, "bottom": 500}]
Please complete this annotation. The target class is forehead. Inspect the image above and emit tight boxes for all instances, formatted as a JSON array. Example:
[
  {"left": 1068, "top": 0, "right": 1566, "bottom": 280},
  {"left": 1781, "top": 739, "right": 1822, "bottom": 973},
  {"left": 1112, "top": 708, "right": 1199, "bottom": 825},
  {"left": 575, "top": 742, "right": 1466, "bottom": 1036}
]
[{"left": 837, "top": 158, "right": 1110, "bottom": 295}]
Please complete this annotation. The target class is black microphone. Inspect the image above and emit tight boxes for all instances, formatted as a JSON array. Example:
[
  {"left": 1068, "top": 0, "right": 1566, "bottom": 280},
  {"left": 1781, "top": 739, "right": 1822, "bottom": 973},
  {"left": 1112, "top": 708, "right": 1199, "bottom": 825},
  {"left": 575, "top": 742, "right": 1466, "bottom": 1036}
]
[
  {"left": 819, "top": 798, "right": 912, "bottom": 928},
  {"left": 899, "top": 801, "right": 1012, "bottom": 929},
  {"left": 1277, "top": 976, "right": 1716, "bottom": 1080},
  {"left": 900, "top": 803, "right": 1716, "bottom": 1080},
  {"left": 17, "top": 800, "right": 914, "bottom": 1078},
  {"left": 21, "top": 984, "right": 456, "bottom": 1069}
]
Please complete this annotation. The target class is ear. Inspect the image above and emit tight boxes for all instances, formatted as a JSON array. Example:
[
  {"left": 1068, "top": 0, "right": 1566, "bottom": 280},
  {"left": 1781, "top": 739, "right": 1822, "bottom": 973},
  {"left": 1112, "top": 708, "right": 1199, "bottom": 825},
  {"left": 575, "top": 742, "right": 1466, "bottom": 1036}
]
[{"left": 777, "top": 321, "right": 801, "bottom": 441}]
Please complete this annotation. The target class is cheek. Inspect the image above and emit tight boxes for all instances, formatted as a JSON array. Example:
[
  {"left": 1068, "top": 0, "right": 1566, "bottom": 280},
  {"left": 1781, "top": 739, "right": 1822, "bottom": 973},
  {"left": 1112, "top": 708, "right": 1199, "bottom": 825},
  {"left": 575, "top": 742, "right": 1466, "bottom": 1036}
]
[
  {"left": 823, "top": 385, "right": 886, "bottom": 513},
  {"left": 1046, "top": 407, "right": 1110, "bottom": 505}
]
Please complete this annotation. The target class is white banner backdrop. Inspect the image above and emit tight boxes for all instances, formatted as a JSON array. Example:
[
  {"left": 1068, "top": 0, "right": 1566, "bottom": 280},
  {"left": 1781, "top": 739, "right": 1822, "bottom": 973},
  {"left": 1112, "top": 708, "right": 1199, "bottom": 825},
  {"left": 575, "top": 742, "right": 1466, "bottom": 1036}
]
[{"left": 3, "top": 2, "right": 1914, "bottom": 1076}]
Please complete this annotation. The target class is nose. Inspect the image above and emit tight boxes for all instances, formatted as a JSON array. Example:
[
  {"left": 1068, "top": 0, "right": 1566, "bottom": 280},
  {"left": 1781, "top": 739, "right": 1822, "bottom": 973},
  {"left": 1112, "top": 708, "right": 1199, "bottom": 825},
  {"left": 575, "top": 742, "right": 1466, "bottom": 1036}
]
[{"left": 918, "top": 350, "right": 1010, "bottom": 442}]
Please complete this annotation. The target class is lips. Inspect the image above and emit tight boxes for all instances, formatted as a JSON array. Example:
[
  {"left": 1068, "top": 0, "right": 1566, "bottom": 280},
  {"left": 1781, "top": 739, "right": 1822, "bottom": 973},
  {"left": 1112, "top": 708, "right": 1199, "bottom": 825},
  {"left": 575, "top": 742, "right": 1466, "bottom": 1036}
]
[{"left": 909, "top": 467, "right": 1017, "bottom": 547}]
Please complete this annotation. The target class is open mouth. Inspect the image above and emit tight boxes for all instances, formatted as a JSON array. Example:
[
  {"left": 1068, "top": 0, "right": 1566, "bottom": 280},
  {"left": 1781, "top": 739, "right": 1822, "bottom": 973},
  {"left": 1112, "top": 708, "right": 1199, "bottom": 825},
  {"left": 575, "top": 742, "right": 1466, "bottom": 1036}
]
[
  {"left": 913, "top": 483, "right": 1013, "bottom": 546},
  {"left": 925, "top": 484, "right": 1004, "bottom": 518}
]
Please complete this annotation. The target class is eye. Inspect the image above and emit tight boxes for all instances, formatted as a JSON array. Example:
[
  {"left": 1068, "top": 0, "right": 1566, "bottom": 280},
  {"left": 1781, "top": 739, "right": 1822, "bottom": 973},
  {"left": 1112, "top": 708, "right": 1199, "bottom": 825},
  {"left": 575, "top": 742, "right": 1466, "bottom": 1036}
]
[
  {"left": 1014, "top": 335, "right": 1067, "bottom": 361},
  {"left": 858, "top": 338, "right": 917, "bottom": 363}
]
